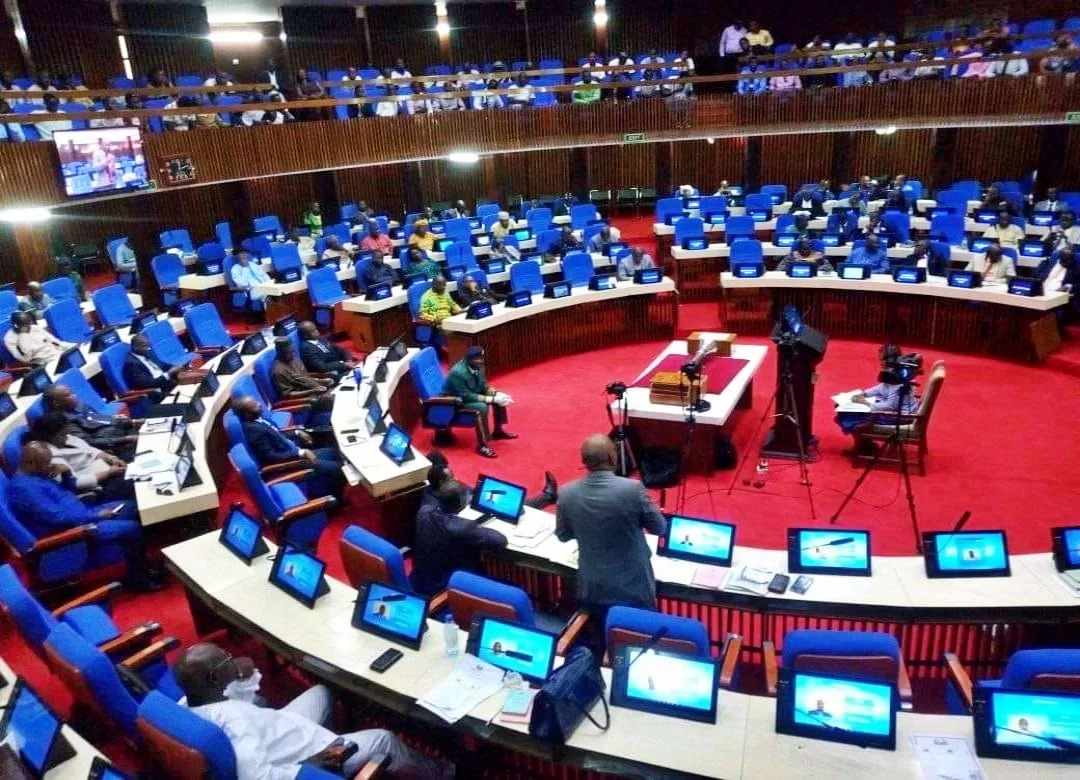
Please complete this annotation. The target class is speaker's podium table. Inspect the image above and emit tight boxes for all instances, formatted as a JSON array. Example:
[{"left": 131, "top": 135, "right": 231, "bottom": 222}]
[{"left": 616, "top": 333, "right": 768, "bottom": 474}]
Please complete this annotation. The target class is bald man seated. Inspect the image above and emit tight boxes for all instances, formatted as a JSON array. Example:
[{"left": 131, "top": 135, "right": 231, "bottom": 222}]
[
  {"left": 42, "top": 384, "right": 142, "bottom": 460},
  {"left": 4, "top": 311, "right": 71, "bottom": 366},
  {"left": 174, "top": 642, "right": 453, "bottom": 778},
  {"left": 7, "top": 441, "right": 162, "bottom": 590}
]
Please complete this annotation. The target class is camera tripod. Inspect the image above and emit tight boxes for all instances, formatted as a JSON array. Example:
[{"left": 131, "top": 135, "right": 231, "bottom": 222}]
[
  {"left": 605, "top": 389, "right": 637, "bottom": 477},
  {"left": 829, "top": 379, "right": 922, "bottom": 554}
]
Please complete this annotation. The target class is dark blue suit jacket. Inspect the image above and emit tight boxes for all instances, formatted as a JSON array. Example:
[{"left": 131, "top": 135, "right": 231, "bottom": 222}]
[
  {"left": 8, "top": 473, "right": 96, "bottom": 538},
  {"left": 241, "top": 418, "right": 300, "bottom": 465},
  {"left": 122, "top": 352, "right": 174, "bottom": 392}
]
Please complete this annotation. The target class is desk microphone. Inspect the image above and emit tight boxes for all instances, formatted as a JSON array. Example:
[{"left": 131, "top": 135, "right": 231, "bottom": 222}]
[
  {"left": 482, "top": 646, "right": 533, "bottom": 662},
  {"left": 802, "top": 537, "right": 854, "bottom": 551},
  {"left": 628, "top": 626, "right": 669, "bottom": 667},
  {"left": 994, "top": 725, "right": 1080, "bottom": 751},
  {"left": 373, "top": 593, "right": 407, "bottom": 603},
  {"left": 934, "top": 510, "right": 972, "bottom": 555}
]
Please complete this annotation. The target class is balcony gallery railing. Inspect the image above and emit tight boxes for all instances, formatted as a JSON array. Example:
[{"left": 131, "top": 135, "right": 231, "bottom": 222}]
[{"left": 0, "top": 70, "right": 1075, "bottom": 208}]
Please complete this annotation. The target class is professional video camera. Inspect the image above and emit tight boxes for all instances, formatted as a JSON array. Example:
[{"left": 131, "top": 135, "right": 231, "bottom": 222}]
[
  {"left": 606, "top": 380, "right": 628, "bottom": 398},
  {"left": 878, "top": 344, "right": 923, "bottom": 385}
]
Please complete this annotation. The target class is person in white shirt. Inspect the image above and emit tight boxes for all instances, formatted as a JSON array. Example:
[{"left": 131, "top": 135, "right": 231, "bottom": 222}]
[
  {"left": 507, "top": 74, "right": 534, "bottom": 108},
  {"left": 374, "top": 84, "right": 400, "bottom": 117},
  {"left": 174, "top": 642, "right": 453, "bottom": 779},
  {"left": 340, "top": 67, "right": 361, "bottom": 84},
  {"left": 29, "top": 411, "right": 132, "bottom": 499},
  {"left": 581, "top": 52, "right": 607, "bottom": 81},
  {"left": 3, "top": 312, "right": 71, "bottom": 366},
  {"left": 616, "top": 247, "right": 655, "bottom": 280},
  {"left": 472, "top": 80, "right": 504, "bottom": 110},
  {"left": 719, "top": 21, "right": 748, "bottom": 62},
  {"left": 992, "top": 48, "right": 1029, "bottom": 77},
  {"left": 230, "top": 249, "right": 272, "bottom": 303},
  {"left": 1034, "top": 187, "right": 1064, "bottom": 213},
  {"left": 639, "top": 49, "right": 665, "bottom": 68},
  {"left": 1042, "top": 248, "right": 1076, "bottom": 294},
  {"left": 673, "top": 50, "right": 696, "bottom": 75},
  {"left": 982, "top": 211, "right": 1025, "bottom": 251},
  {"left": 457, "top": 65, "right": 483, "bottom": 89},
  {"left": 833, "top": 34, "right": 870, "bottom": 86},
  {"left": 389, "top": 59, "right": 412, "bottom": 81},
  {"left": 769, "top": 61, "right": 802, "bottom": 92},
  {"left": 1043, "top": 211, "right": 1080, "bottom": 254},
  {"left": 433, "top": 81, "right": 465, "bottom": 111},
  {"left": 404, "top": 82, "right": 432, "bottom": 115},
  {"left": 967, "top": 244, "right": 1016, "bottom": 283}
]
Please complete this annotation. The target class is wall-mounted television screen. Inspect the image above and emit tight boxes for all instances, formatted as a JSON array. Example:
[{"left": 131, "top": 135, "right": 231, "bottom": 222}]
[{"left": 53, "top": 127, "right": 149, "bottom": 198}]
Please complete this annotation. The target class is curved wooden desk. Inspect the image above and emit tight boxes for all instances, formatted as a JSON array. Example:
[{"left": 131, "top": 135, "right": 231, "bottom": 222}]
[
  {"left": 163, "top": 530, "right": 1077, "bottom": 780},
  {"left": 720, "top": 271, "right": 1066, "bottom": 362}
]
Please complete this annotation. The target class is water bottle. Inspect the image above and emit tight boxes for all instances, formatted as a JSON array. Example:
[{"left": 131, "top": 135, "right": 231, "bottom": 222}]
[
  {"left": 443, "top": 614, "right": 460, "bottom": 658},
  {"left": 352, "top": 366, "right": 363, "bottom": 387}
]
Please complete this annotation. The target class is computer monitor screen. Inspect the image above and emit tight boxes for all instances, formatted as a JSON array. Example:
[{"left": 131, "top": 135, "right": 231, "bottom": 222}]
[
  {"left": 364, "top": 398, "right": 385, "bottom": 435},
  {"left": 923, "top": 530, "right": 1010, "bottom": 578},
  {"left": 975, "top": 209, "right": 999, "bottom": 223},
  {"left": 512, "top": 228, "right": 531, "bottom": 241},
  {"left": 1021, "top": 241, "right": 1046, "bottom": 257},
  {"left": 733, "top": 262, "right": 763, "bottom": 278},
  {"left": 606, "top": 242, "right": 628, "bottom": 256},
  {"left": 268, "top": 546, "right": 328, "bottom": 608},
  {"left": 821, "top": 233, "right": 841, "bottom": 246},
  {"left": 611, "top": 646, "right": 720, "bottom": 724},
  {"left": 975, "top": 688, "right": 1080, "bottom": 764},
  {"left": 775, "top": 233, "right": 796, "bottom": 247},
  {"left": 173, "top": 450, "right": 194, "bottom": 490},
  {"left": 378, "top": 423, "right": 412, "bottom": 465},
  {"left": 218, "top": 505, "right": 267, "bottom": 564},
  {"left": 56, "top": 347, "right": 85, "bottom": 373},
  {"left": 273, "top": 314, "right": 297, "bottom": 337},
  {"left": 1030, "top": 211, "right": 1055, "bottom": 227},
  {"left": 894, "top": 268, "right": 923, "bottom": 284},
  {"left": 634, "top": 268, "right": 662, "bottom": 284},
  {"left": 840, "top": 264, "right": 868, "bottom": 280},
  {"left": 469, "top": 617, "right": 556, "bottom": 684},
  {"left": 789, "top": 263, "right": 813, "bottom": 278},
  {"left": 969, "top": 237, "right": 992, "bottom": 253},
  {"left": 1051, "top": 526, "right": 1080, "bottom": 572},
  {"left": 54, "top": 126, "right": 149, "bottom": 198},
  {"left": 470, "top": 474, "right": 527, "bottom": 522},
  {"left": 0, "top": 680, "right": 64, "bottom": 773},
  {"left": 788, "top": 529, "right": 872, "bottom": 576},
  {"left": 782, "top": 304, "right": 803, "bottom": 334},
  {"left": 660, "top": 515, "right": 736, "bottom": 567},
  {"left": 776, "top": 669, "right": 898, "bottom": 751},
  {"left": 948, "top": 270, "right": 980, "bottom": 288},
  {"left": 352, "top": 581, "right": 429, "bottom": 650},
  {"left": 749, "top": 209, "right": 770, "bottom": 222},
  {"left": 590, "top": 274, "right": 616, "bottom": 290}
]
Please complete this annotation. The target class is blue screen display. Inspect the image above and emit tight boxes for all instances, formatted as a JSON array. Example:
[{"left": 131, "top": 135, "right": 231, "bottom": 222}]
[
  {"left": 928, "top": 207, "right": 953, "bottom": 219},
  {"left": 593, "top": 275, "right": 615, "bottom": 290},
  {"left": 636, "top": 268, "right": 662, "bottom": 283},
  {"left": 472, "top": 475, "right": 526, "bottom": 521},
  {"left": 749, "top": 209, "right": 770, "bottom": 222},
  {"left": 991, "top": 691, "right": 1080, "bottom": 751},
  {"left": 6, "top": 684, "right": 59, "bottom": 772},
  {"left": 1021, "top": 241, "right": 1046, "bottom": 257},
  {"left": 776, "top": 234, "right": 796, "bottom": 247},
  {"left": 782, "top": 304, "right": 803, "bottom": 334},
  {"left": 895, "top": 269, "right": 920, "bottom": 283},
  {"left": 822, "top": 234, "right": 841, "bottom": 246},
  {"left": 975, "top": 210, "right": 998, "bottom": 223},
  {"left": 380, "top": 423, "right": 411, "bottom": 464},
  {"left": 790, "top": 264, "right": 812, "bottom": 278},
  {"left": 513, "top": 229, "right": 531, "bottom": 240},
  {"left": 1061, "top": 528, "right": 1080, "bottom": 568},
  {"left": 624, "top": 648, "right": 717, "bottom": 713},
  {"left": 949, "top": 271, "right": 977, "bottom": 288},
  {"left": 1030, "top": 212, "right": 1055, "bottom": 226},
  {"left": 360, "top": 583, "right": 426, "bottom": 643},
  {"left": 841, "top": 265, "right": 865, "bottom": 280},
  {"left": 932, "top": 531, "right": 1008, "bottom": 572},
  {"left": 474, "top": 235, "right": 490, "bottom": 246},
  {"left": 969, "top": 238, "right": 992, "bottom": 252},
  {"left": 792, "top": 672, "right": 893, "bottom": 737},
  {"left": 685, "top": 238, "right": 707, "bottom": 250},
  {"left": 707, "top": 213, "right": 727, "bottom": 225},
  {"left": 483, "top": 259, "right": 506, "bottom": 273},
  {"left": 222, "top": 510, "right": 262, "bottom": 559},
  {"left": 550, "top": 283, "right": 570, "bottom": 298},
  {"left": 795, "top": 530, "right": 870, "bottom": 572},
  {"left": 607, "top": 242, "right": 628, "bottom": 256},
  {"left": 664, "top": 516, "right": 735, "bottom": 565},
  {"left": 275, "top": 548, "right": 325, "bottom": 600},
  {"left": 734, "top": 263, "right": 762, "bottom": 278},
  {"left": 476, "top": 618, "right": 555, "bottom": 682}
]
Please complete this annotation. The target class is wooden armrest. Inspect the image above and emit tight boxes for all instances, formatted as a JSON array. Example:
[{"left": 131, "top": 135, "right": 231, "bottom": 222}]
[
  {"left": 351, "top": 753, "right": 391, "bottom": 780},
  {"left": 1, "top": 365, "right": 31, "bottom": 376},
  {"left": 52, "top": 581, "right": 121, "bottom": 617},
  {"left": 260, "top": 459, "right": 308, "bottom": 476},
  {"left": 427, "top": 591, "right": 449, "bottom": 617},
  {"left": 118, "top": 389, "right": 158, "bottom": 403},
  {"left": 29, "top": 525, "right": 97, "bottom": 555},
  {"left": 120, "top": 636, "right": 179, "bottom": 671},
  {"left": 279, "top": 496, "right": 338, "bottom": 524},
  {"left": 98, "top": 622, "right": 163, "bottom": 657},
  {"left": 897, "top": 658, "right": 914, "bottom": 710},
  {"left": 265, "top": 468, "right": 314, "bottom": 486},
  {"left": 942, "top": 652, "right": 974, "bottom": 713},
  {"left": 282, "top": 389, "right": 323, "bottom": 399},
  {"left": 193, "top": 347, "right": 220, "bottom": 356},
  {"left": 763, "top": 640, "right": 779, "bottom": 696},
  {"left": 422, "top": 396, "right": 460, "bottom": 406},
  {"left": 556, "top": 610, "right": 590, "bottom": 656},
  {"left": 271, "top": 400, "right": 314, "bottom": 412},
  {"left": 719, "top": 633, "right": 743, "bottom": 690}
]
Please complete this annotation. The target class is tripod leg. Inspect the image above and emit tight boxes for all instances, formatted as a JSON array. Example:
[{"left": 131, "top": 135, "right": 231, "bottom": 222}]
[
  {"left": 828, "top": 438, "right": 890, "bottom": 525},
  {"left": 896, "top": 436, "right": 922, "bottom": 554},
  {"left": 781, "top": 378, "right": 817, "bottom": 520}
]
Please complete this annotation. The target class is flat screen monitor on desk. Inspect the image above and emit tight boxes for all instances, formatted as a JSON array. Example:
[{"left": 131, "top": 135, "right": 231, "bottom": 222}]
[
  {"left": 605, "top": 241, "right": 628, "bottom": 257},
  {"left": 466, "top": 616, "right": 556, "bottom": 685},
  {"left": 1030, "top": 211, "right": 1056, "bottom": 227},
  {"left": 268, "top": 545, "right": 330, "bottom": 608},
  {"left": 0, "top": 679, "right": 76, "bottom": 775},
  {"left": 611, "top": 646, "right": 719, "bottom": 724},
  {"left": 364, "top": 398, "right": 387, "bottom": 436},
  {"left": 378, "top": 423, "right": 414, "bottom": 465},
  {"left": 775, "top": 669, "right": 898, "bottom": 751},
  {"left": 17, "top": 368, "right": 52, "bottom": 397},
  {"left": 1051, "top": 525, "right": 1080, "bottom": 572},
  {"left": 351, "top": 581, "right": 429, "bottom": 650},
  {"left": 732, "top": 262, "right": 764, "bottom": 278},
  {"left": 948, "top": 270, "right": 982, "bottom": 289},
  {"left": 272, "top": 314, "right": 298, "bottom": 339},
  {"left": 470, "top": 473, "right": 526, "bottom": 522},
  {"left": 838, "top": 263, "right": 871, "bottom": 280},
  {"left": 55, "top": 346, "right": 85, "bottom": 373},
  {"left": 218, "top": 504, "right": 269, "bottom": 564},
  {"left": 659, "top": 515, "right": 736, "bottom": 567},
  {"left": 788, "top": 528, "right": 872, "bottom": 576},
  {"left": 973, "top": 688, "right": 1080, "bottom": 764},
  {"left": 922, "top": 530, "right": 1010, "bottom": 578}
]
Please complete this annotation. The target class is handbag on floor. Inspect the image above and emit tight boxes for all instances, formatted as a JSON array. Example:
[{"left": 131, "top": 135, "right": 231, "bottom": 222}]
[{"left": 528, "top": 646, "right": 609, "bottom": 744}]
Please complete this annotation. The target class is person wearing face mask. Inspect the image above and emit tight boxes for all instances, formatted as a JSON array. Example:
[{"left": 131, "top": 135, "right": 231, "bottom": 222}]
[{"left": 3, "top": 311, "right": 71, "bottom": 366}]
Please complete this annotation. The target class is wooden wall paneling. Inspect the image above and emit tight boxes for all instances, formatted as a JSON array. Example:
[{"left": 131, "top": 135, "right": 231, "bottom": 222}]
[
  {"left": 604, "top": 2, "right": 676, "bottom": 57},
  {"left": 331, "top": 164, "right": 408, "bottom": 216},
  {"left": 949, "top": 126, "right": 1042, "bottom": 184},
  {"left": 586, "top": 142, "right": 654, "bottom": 191},
  {"left": 526, "top": 0, "right": 594, "bottom": 65},
  {"left": 122, "top": 2, "right": 212, "bottom": 82},
  {"left": 365, "top": 5, "right": 442, "bottom": 73},
  {"left": 417, "top": 159, "right": 486, "bottom": 206},
  {"left": 671, "top": 137, "right": 747, "bottom": 191},
  {"left": 244, "top": 173, "right": 320, "bottom": 231},
  {"left": 0, "top": 142, "right": 65, "bottom": 204},
  {"left": 1061, "top": 126, "right": 1080, "bottom": 189},
  {"left": 846, "top": 128, "right": 936, "bottom": 186},
  {"left": 759, "top": 134, "right": 834, "bottom": 190},
  {"left": 211, "top": 22, "right": 285, "bottom": 84},
  {"left": 449, "top": 4, "right": 528, "bottom": 68},
  {"left": 20, "top": 0, "right": 119, "bottom": 88},
  {"left": 281, "top": 6, "right": 367, "bottom": 76}
]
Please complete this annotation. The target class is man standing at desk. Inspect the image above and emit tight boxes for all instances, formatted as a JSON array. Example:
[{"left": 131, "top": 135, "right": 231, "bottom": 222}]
[
  {"left": 3, "top": 312, "right": 70, "bottom": 366},
  {"left": 556, "top": 435, "right": 667, "bottom": 647},
  {"left": 297, "top": 321, "right": 356, "bottom": 382},
  {"left": 229, "top": 249, "right": 272, "bottom": 307},
  {"left": 443, "top": 346, "right": 516, "bottom": 459}
]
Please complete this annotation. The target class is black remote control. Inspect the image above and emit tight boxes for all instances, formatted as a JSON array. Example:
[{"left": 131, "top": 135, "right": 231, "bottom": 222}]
[
  {"left": 768, "top": 573, "right": 791, "bottom": 594},
  {"left": 370, "top": 648, "right": 403, "bottom": 673}
]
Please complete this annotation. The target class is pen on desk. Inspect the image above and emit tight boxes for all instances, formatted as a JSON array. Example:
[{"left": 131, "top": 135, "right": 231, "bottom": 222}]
[{"left": 134, "top": 450, "right": 152, "bottom": 457}]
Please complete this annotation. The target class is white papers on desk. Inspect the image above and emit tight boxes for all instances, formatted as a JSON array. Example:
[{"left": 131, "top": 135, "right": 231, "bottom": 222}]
[
  {"left": 125, "top": 452, "right": 178, "bottom": 479},
  {"left": 723, "top": 564, "right": 776, "bottom": 596},
  {"left": 142, "top": 417, "right": 181, "bottom": 435},
  {"left": 416, "top": 654, "right": 506, "bottom": 724},
  {"left": 909, "top": 735, "right": 985, "bottom": 780},
  {"left": 832, "top": 390, "right": 872, "bottom": 413}
]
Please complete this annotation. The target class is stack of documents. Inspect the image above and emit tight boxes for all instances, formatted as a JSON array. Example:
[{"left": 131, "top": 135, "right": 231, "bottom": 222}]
[
  {"left": 832, "top": 390, "right": 871, "bottom": 413},
  {"left": 723, "top": 564, "right": 776, "bottom": 596},
  {"left": 416, "top": 654, "right": 506, "bottom": 724}
]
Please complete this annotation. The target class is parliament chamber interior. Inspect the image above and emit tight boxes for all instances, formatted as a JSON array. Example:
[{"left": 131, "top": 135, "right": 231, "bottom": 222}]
[{"left": 2, "top": 0, "right": 1080, "bottom": 777}]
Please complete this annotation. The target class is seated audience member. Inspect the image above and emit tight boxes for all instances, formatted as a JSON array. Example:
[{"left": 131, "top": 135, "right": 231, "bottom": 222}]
[
  {"left": 26, "top": 411, "right": 133, "bottom": 501},
  {"left": 229, "top": 249, "right": 272, "bottom": 306},
  {"left": 411, "top": 479, "right": 508, "bottom": 597},
  {"left": 433, "top": 81, "right": 466, "bottom": 112},
  {"left": 42, "top": 385, "right": 141, "bottom": 460},
  {"left": 162, "top": 96, "right": 199, "bottom": 131},
  {"left": 403, "top": 246, "right": 440, "bottom": 279},
  {"left": 835, "top": 344, "right": 920, "bottom": 438},
  {"left": 1040, "top": 248, "right": 1077, "bottom": 296},
  {"left": 0, "top": 99, "right": 25, "bottom": 143},
  {"left": 572, "top": 74, "right": 602, "bottom": 104},
  {"left": 472, "top": 79, "right": 505, "bottom": 110},
  {"left": 174, "top": 643, "right": 449, "bottom": 778},
  {"left": 489, "top": 237, "right": 521, "bottom": 263},
  {"left": 454, "top": 273, "right": 504, "bottom": 308},
  {"left": 8, "top": 441, "right": 161, "bottom": 590},
  {"left": 404, "top": 81, "right": 432, "bottom": 115},
  {"left": 375, "top": 83, "right": 401, "bottom": 116},
  {"left": 490, "top": 211, "right": 514, "bottom": 239},
  {"left": 968, "top": 243, "right": 1016, "bottom": 283},
  {"left": 146, "top": 66, "right": 173, "bottom": 89},
  {"left": 30, "top": 94, "right": 73, "bottom": 139},
  {"left": 616, "top": 247, "right": 656, "bottom": 280},
  {"left": 270, "top": 337, "right": 332, "bottom": 399},
  {"left": 803, "top": 53, "right": 833, "bottom": 89},
  {"left": 906, "top": 240, "right": 949, "bottom": 276},
  {"left": 1042, "top": 34, "right": 1079, "bottom": 73},
  {"left": 745, "top": 20, "right": 774, "bottom": 53},
  {"left": 846, "top": 234, "right": 891, "bottom": 274},
  {"left": 18, "top": 281, "right": 54, "bottom": 319},
  {"left": 982, "top": 211, "right": 1024, "bottom": 251},
  {"left": 407, "top": 219, "right": 436, "bottom": 252},
  {"left": 123, "top": 334, "right": 184, "bottom": 395},
  {"left": 361, "top": 250, "right": 398, "bottom": 289},
  {"left": 443, "top": 346, "right": 516, "bottom": 459},
  {"left": 777, "top": 238, "right": 831, "bottom": 272},
  {"left": 298, "top": 321, "right": 356, "bottom": 381},
  {"left": 737, "top": 57, "right": 768, "bottom": 95},
  {"left": 1034, "top": 187, "right": 1065, "bottom": 214},
  {"left": 442, "top": 200, "right": 470, "bottom": 220},
  {"left": 232, "top": 396, "right": 344, "bottom": 501},
  {"left": 557, "top": 224, "right": 584, "bottom": 252},
  {"left": 792, "top": 181, "right": 832, "bottom": 217},
  {"left": 3, "top": 311, "right": 70, "bottom": 366},
  {"left": 979, "top": 186, "right": 1013, "bottom": 215},
  {"left": 507, "top": 74, "right": 534, "bottom": 108},
  {"left": 1044, "top": 211, "right": 1080, "bottom": 255},
  {"left": 359, "top": 222, "right": 393, "bottom": 255},
  {"left": 424, "top": 449, "right": 556, "bottom": 509},
  {"left": 781, "top": 213, "right": 815, "bottom": 239},
  {"left": 319, "top": 235, "right": 353, "bottom": 268},
  {"left": 418, "top": 275, "right": 462, "bottom": 337},
  {"left": 587, "top": 225, "right": 622, "bottom": 253},
  {"left": 769, "top": 60, "right": 802, "bottom": 92},
  {"left": 390, "top": 58, "right": 413, "bottom": 80}
]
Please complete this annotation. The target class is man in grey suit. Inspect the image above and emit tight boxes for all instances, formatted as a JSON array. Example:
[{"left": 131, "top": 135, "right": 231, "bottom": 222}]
[{"left": 555, "top": 435, "right": 667, "bottom": 644}]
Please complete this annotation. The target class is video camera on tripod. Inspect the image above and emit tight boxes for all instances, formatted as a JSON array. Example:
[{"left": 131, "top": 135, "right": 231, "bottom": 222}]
[
  {"left": 878, "top": 345, "right": 923, "bottom": 385},
  {"left": 606, "top": 381, "right": 628, "bottom": 398}
]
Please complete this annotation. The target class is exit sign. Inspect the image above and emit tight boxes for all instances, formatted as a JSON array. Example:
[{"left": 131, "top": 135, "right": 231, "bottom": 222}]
[
  {"left": 623, "top": 132, "right": 647, "bottom": 143},
  {"left": 1067, "top": 111, "right": 1080, "bottom": 123}
]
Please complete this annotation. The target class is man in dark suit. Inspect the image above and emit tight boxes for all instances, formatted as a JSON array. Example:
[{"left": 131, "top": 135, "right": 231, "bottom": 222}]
[
  {"left": 233, "top": 396, "right": 345, "bottom": 500},
  {"left": 556, "top": 434, "right": 667, "bottom": 649},
  {"left": 42, "top": 385, "right": 141, "bottom": 460},
  {"left": 442, "top": 346, "right": 515, "bottom": 459},
  {"left": 123, "top": 333, "right": 181, "bottom": 395},
  {"left": 297, "top": 321, "right": 356, "bottom": 382}
]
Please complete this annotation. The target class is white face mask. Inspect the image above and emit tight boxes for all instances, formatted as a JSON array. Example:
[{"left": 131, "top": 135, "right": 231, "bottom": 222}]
[{"left": 224, "top": 668, "right": 262, "bottom": 703}]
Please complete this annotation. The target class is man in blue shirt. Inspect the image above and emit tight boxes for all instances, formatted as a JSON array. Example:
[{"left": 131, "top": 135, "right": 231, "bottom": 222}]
[
  {"left": 736, "top": 57, "right": 768, "bottom": 95},
  {"left": 846, "top": 234, "right": 891, "bottom": 274},
  {"left": 229, "top": 249, "right": 271, "bottom": 304},
  {"left": 360, "top": 250, "right": 398, "bottom": 290},
  {"left": 8, "top": 441, "right": 161, "bottom": 590}
]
